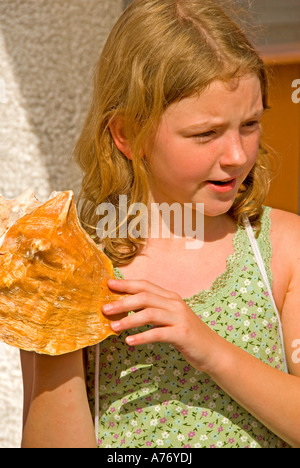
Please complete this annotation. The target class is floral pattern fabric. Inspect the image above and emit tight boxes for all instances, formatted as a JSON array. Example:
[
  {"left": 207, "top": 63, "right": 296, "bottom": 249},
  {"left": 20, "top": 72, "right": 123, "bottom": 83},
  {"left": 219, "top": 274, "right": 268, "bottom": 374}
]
[{"left": 86, "top": 206, "right": 290, "bottom": 448}]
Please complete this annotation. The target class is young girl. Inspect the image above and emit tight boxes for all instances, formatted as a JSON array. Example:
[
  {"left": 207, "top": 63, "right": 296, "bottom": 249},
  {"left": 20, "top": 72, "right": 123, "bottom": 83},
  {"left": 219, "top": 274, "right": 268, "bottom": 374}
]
[{"left": 21, "top": 0, "right": 300, "bottom": 448}]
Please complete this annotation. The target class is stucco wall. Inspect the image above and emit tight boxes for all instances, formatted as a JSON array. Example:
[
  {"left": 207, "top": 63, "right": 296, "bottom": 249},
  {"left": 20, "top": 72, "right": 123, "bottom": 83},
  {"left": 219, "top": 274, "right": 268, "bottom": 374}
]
[{"left": 0, "top": 0, "right": 123, "bottom": 448}]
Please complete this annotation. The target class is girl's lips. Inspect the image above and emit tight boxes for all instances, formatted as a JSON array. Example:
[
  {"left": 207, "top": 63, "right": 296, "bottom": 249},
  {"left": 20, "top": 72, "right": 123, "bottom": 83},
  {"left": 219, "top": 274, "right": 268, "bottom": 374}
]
[{"left": 205, "top": 178, "right": 237, "bottom": 193}]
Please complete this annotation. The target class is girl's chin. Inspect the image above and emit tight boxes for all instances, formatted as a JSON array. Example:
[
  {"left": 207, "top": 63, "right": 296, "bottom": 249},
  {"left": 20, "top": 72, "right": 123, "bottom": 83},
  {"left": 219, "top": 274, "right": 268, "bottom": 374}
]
[{"left": 202, "top": 200, "right": 236, "bottom": 218}]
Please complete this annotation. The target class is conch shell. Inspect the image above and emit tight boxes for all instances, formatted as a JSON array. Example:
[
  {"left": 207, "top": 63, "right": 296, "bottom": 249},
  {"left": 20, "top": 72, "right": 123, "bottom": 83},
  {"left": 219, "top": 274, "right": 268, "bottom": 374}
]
[{"left": 0, "top": 190, "right": 125, "bottom": 355}]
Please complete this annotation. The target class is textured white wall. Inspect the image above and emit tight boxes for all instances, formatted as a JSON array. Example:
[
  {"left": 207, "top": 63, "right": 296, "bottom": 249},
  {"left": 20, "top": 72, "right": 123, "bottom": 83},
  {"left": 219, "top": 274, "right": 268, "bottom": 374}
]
[{"left": 0, "top": 0, "right": 123, "bottom": 448}]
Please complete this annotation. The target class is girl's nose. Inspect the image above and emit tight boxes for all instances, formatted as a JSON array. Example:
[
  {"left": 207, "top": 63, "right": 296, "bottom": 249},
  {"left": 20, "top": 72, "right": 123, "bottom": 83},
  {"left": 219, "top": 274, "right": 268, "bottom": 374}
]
[{"left": 220, "top": 132, "right": 248, "bottom": 168}]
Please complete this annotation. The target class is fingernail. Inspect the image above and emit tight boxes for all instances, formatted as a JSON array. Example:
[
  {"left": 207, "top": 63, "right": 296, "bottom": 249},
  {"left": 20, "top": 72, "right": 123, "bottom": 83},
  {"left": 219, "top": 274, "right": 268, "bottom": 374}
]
[
  {"left": 111, "top": 321, "right": 120, "bottom": 331},
  {"left": 103, "top": 303, "right": 113, "bottom": 313},
  {"left": 126, "top": 336, "right": 134, "bottom": 345}
]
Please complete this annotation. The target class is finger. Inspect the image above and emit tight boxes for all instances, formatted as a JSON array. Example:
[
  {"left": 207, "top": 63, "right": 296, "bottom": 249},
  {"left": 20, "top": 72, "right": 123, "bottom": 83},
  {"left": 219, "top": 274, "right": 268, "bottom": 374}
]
[
  {"left": 125, "top": 326, "right": 172, "bottom": 347},
  {"left": 110, "top": 307, "right": 176, "bottom": 332},
  {"left": 107, "top": 278, "right": 180, "bottom": 300},
  {"left": 103, "top": 290, "right": 177, "bottom": 316}
]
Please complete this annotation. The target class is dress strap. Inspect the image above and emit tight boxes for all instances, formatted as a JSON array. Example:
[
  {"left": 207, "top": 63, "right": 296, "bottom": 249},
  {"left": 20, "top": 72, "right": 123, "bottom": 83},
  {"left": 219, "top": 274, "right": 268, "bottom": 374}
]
[{"left": 242, "top": 215, "right": 289, "bottom": 373}]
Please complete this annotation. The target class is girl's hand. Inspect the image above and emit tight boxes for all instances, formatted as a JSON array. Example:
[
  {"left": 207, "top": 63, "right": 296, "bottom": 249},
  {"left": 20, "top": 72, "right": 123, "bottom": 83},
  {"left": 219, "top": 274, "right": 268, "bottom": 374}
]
[{"left": 102, "top": 278, "right": 225, "bottom": 374}]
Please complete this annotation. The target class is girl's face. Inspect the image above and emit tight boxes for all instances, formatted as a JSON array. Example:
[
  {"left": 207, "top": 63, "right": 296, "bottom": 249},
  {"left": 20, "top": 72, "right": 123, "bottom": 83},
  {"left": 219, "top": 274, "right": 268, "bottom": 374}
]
[{"left": 144, "top": 74, "right": 264, "bottom": 217}]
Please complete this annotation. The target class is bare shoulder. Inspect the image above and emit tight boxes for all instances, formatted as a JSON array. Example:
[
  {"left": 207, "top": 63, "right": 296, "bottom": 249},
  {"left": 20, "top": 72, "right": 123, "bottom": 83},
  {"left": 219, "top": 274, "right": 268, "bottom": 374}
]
[
  {"left": 269, "top": 207, "right": 300, "bottom": 248},
  {"left": 268, "top": 207, "right": 300, "bottom": 275}
]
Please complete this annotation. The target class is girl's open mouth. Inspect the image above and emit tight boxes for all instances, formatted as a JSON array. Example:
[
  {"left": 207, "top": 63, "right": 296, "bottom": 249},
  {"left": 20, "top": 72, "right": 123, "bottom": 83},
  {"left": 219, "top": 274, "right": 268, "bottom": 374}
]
[{"left": 206, "top": 179, "right": 237, "bottom": 193}]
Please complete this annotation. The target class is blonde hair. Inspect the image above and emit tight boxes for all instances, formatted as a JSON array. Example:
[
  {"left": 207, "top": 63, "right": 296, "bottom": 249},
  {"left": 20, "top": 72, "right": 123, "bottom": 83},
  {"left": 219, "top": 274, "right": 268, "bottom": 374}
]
[{"left": 74, "top": 0, "right": 272, "bottom": 267}]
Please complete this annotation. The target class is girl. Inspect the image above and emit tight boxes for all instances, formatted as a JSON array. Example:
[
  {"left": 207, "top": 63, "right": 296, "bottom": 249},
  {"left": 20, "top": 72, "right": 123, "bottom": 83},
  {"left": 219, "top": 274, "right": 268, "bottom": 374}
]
[{"left": 21, "top": 0, "right": 300, "bottom": 448}]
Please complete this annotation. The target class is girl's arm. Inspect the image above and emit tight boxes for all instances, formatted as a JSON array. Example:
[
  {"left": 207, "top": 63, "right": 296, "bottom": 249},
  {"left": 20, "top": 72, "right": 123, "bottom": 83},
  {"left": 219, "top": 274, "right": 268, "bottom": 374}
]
[
  {"left": 21, "top": 349, "right": 97, "bottom": 448},
  {"left": 103, "top": 212, "right": 300, "bottom": 448}
]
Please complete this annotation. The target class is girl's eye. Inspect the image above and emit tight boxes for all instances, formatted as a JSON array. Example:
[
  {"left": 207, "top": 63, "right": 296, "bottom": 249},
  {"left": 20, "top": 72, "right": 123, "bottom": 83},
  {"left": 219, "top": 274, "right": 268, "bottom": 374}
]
[
  {"left": 194, "top": 131, "right": 216, "bottom": 139},
  {"left": 244, "top": 120, "right": 260, "bottom": 128}
]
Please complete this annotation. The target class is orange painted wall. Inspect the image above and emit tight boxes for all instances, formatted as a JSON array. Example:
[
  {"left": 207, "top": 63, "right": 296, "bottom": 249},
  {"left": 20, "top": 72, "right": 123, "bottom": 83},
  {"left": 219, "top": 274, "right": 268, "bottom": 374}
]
[{"left": 262, "top": 62, "right": 300, "bottom": 214}]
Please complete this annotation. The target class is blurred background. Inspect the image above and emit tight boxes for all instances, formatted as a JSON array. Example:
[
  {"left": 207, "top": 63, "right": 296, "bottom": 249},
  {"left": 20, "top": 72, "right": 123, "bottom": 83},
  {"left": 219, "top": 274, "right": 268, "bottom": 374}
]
[{"left": 0, "top": 0, "right": 299, "bottom": 448}]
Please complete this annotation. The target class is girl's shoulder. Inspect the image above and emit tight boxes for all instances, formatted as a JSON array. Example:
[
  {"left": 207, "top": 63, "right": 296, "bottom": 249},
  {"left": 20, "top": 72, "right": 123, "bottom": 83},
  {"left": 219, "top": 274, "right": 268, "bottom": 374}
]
[
  {"left": 268, "top": 206, "right": 300, "bottom": 244},
  {"left": 268, "top": 206, "right": 300, "bottom": 275}
]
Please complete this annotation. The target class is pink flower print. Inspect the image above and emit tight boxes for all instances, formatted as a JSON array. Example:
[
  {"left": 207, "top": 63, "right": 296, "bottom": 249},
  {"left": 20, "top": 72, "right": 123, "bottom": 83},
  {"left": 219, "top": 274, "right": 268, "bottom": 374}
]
[
  {"left": 192, "top": 385, "right": 199, "bottom": 391},
  {"left": 155, "top": 354, "right": 161, "bottom": 360},
  {"left": 202, "top": 411, "right": 208, "bottom": 417},
  {"left": 146, "top": 396, "right": 152, "bottom": 402},
  {"left": 228, "top": 438, "right": 235, "bottom": 444},
  {"left": 110, "top": 407, "right": 116, "bottom": 413},
  {"left": 122, "top": 398, "right": 127, "bottom": 404},
  {"left": 163, "top": 400, "right": 169, "bottom": 405},
  {"left": 183, "top": 366, "right": 191, "bottom": 373},
  {"left": 234, "top": 311, "right": 240, "bottom": 318},
  {"left": 269, "top": 357, "right": 274, "bottom": 363},
  {"left": 248, "top": 300, "right": 254, "bottom": 307},
  {"left": 208, "top": 423, "right": 214, "bottom": 428},
  {"left": 131, "top": 366, "right": 137, "bottom": 373},
  {"left": 210, "top": 320, "right": 216, "bottom": 326},
  {"left": 204, "top": 395, "right": 210, "bottom": 401},
  {"left": 128, "top": 346, "right": 135, "bottom": 352},
  {"left": 242, "top": 266, "right": 247, "bottom": 271},
  {"left": 264, "top": 291, "right": 269, "bottom": 297},
  {"left": 188, "top": 431, "right": 196, "bottom": 438},
  {"left": 109, "top": 422, "right": 115, "bottom": 427},
  {"left": 179, "top": 378, "right": 187, "bottom": 385},
  {"left": 218, "top": 426, "right": 223, "bottom": 433},
  {"left": 232, "top": 413, "right": 239, "bottom": 419},
  {"left": 181, "top": 409, "right": 188, "bottom": 416},
  {"left": 114, "top": 434, "right": 119, "bottom": 440},
  {"left": 215, "top": 307, "right": 222, "bottom": 313},
  {"left": 116, "top": 378, "right": 120, "bottom": 385},
  {"left": 121, "top": 439, "right": 125, "bottom": 445},
  {"left": 161, "top": 388, "right": 168, "bottom": 394},
  {"left": 210, "top": 444, "right": 216, "bottom": 448},
  {"left": 272, "top": 345, "right": 277, "bottom": 351},
  {"left": 227, "top": 325, "right": 233, "bottom": 332},
  {"left": 136, "top": 407, "right": 143, "bottom": 413},
  {"left": 267, "top": 323, "right": 273, "bottom": 330},
  {"left": 230, "top": 291, "right": 236, "bottom": 297},
  {"left": 146, "top": 441, "right": 152, "bottom": 447},
  {"left": 251, "top": 314, "right": 257, "bottom": 319},
  {"left": 184, "top": 444, "right": 192, "bottom": 448},
  {"left": 160, "top": 418, "right": 167, "bottom": 424},
  {"left": 98, "top": 439, "right": 103, "bottom": 445},
  {"left": 136, "top": 428, "right": 142, "bottom": 434},
  {"left": 250, "top": 332, "right": 256, "bottom": 338},
  {"left": 143, "top": 379, "right": 149, "bottom": 384},
  {"left": 204, "top": 378, "right": 210, "bottom": 384}
]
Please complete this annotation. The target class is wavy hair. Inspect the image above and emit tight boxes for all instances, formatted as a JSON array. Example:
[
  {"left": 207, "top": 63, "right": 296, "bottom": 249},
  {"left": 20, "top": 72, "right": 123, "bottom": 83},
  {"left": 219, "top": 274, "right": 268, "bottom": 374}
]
[{"left": 73, "top": 0, "right": 273, "bottom": 267}]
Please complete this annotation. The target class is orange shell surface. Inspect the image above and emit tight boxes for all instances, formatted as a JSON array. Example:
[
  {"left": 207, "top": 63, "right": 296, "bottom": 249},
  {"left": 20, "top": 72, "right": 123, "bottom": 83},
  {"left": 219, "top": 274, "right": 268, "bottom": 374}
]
[{"left": 0, "top": 191, "right": 125, "bottom": 355}]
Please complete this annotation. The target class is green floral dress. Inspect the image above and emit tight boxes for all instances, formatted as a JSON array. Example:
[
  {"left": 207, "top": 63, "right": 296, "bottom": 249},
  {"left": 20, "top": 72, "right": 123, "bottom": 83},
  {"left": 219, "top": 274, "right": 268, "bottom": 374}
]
[{"left": 86, "top": 207, "right": 290, "bottom": 448}]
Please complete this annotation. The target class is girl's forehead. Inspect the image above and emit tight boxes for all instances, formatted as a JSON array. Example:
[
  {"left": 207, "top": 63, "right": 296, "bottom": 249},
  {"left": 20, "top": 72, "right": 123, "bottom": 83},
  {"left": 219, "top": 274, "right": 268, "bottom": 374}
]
[{"left": 161, "top": 74, "right": 262, "bottom": 121}]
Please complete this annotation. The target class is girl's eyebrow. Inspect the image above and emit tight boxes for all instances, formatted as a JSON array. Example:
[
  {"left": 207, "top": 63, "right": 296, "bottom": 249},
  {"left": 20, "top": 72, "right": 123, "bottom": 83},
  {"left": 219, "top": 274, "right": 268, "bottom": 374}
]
[
  {"left": 248, "top": 108, "right": 265, "bottom": 119},
  {"left": 181, "top": 108, "right": 265, "bottom": 132}
]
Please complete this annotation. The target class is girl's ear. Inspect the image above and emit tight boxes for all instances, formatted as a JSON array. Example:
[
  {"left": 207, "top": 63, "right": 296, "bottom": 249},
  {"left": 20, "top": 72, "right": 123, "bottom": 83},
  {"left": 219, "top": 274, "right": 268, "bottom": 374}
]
[{"left": 109, "top": 116, "right": 133, "bottom": 160}]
